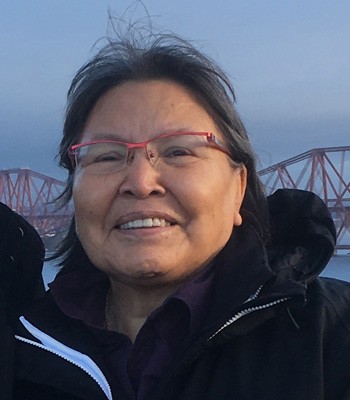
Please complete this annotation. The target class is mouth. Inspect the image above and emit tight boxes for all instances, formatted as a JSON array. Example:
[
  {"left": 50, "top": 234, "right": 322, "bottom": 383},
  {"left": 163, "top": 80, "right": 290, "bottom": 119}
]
[{"left": 117, "top": 217, "right": 176, "bottom": 230}]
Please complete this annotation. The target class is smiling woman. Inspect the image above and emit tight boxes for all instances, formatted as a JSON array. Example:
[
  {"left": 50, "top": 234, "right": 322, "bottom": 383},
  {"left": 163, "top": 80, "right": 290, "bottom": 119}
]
[
  {"left": 72, "top": 80, "right": 246, "bottom": 296},
  {"left": 2, "top": 25, "right": 350, "bottom": 400}
]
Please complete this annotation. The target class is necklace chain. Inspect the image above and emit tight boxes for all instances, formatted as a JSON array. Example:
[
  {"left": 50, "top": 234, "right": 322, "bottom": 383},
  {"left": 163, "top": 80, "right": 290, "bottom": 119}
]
[{"left": 104, "top": 288, "right": 112, "bottom": 331}]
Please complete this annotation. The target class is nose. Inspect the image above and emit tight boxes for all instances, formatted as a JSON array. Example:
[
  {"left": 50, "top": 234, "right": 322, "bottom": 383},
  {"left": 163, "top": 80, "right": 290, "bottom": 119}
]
[{"left": 118, "top": 150, "right": 165, "bottom": 198}]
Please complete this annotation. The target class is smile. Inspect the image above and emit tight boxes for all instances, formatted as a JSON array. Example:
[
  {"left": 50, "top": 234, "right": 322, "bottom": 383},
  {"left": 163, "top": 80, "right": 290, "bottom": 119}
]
[{"left": 118, "top": 218, "right": 173, "bottom": 230}]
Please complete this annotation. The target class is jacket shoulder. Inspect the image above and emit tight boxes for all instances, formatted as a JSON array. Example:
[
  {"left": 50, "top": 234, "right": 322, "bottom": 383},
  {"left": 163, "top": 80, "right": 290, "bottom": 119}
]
[{"left": 309, "top": 277, "right": 350, "bottom": 332}]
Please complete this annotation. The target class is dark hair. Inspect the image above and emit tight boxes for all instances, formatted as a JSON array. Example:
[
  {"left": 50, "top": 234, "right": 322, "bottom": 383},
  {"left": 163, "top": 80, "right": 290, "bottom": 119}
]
[{"left": 54, "top": 30, "right": 269, "bottom": 271}]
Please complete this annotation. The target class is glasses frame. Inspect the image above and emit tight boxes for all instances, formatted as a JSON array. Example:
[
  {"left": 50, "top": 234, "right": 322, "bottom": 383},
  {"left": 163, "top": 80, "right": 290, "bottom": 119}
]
[{"left": 69, "top": 131, "right": 232, "bottom": 170}]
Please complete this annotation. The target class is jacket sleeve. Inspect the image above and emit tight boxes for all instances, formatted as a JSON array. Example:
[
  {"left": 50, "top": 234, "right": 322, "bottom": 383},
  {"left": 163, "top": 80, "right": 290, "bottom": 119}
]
[
  {"left": 0, "top": 203, "right": 45, "bottom": 399},
  {"left": 0, "top": 202, "right": 45, "bottom": 315}
]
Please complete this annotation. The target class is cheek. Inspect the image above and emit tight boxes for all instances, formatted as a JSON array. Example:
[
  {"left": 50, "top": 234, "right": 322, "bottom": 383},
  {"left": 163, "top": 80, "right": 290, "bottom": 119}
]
[
  {"left": 73, "top": 173, "right": 112, "bottom": 207},
  {"left": 72, "top": 174, "right": 111, "bottom": 232},
  {"left": 73, "top": 180, "right": 91, "bottom": 220},
  {"left": 177, "top": 174, "right": 236, "bottom": 226},
  {"left": 205, "top": 175, "right": 243, "bottom": 228}
]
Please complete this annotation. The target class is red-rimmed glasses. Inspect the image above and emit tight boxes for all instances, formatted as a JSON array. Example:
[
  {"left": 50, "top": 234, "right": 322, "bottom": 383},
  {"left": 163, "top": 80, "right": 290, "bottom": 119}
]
[{"left": 69, "top": 131, "right": 232, "bottom": 174}]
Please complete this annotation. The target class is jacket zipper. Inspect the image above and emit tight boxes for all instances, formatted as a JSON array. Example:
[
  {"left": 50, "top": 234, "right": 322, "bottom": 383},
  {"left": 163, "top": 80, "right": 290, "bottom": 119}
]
[
  {"left": 208, "top": 296, "right": 290, "bottom": 341},
  {"left": 152, "top": 290, "right": 291, "bottom": 399},
  {"left": 15, "top": 317, "right": 113, "bottom": 400}
]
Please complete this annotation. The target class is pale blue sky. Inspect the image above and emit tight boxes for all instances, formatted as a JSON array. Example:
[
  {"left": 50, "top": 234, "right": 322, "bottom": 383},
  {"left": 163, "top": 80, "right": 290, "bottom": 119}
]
[{"left": 1, "top": 0, "right": 349, "bottom": 178}]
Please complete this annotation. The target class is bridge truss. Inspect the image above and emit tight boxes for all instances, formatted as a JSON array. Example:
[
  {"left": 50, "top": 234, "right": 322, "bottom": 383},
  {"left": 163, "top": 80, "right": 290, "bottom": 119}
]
[
  {"left": 0, "top": 168, "right": 72, "bottom": 249},
  {"left": 259, "top": 146, "right": 350, "bottom": 251}
]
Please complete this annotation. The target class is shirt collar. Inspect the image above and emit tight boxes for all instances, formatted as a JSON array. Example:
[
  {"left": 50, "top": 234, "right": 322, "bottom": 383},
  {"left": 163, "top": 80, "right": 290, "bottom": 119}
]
[{"left": 49, "top": 260, "right": 215, "bottom": 339}]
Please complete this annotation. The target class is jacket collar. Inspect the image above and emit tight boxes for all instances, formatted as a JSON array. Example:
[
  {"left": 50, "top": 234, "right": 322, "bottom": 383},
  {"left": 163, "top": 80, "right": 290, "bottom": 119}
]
[{"left": 198, "top": 189, "right": 336, "bottom": 341}]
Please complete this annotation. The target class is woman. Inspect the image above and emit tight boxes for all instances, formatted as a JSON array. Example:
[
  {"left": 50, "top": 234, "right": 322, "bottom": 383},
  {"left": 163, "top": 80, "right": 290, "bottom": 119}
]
[{"left": 2, "top": 30, "right": 350, "bottom": 400}]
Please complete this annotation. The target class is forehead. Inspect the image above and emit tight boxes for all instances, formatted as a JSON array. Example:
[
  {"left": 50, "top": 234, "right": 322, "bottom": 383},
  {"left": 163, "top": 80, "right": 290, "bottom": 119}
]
[{"left": 81, "top": 80, "right": 220, "bottom": 143}]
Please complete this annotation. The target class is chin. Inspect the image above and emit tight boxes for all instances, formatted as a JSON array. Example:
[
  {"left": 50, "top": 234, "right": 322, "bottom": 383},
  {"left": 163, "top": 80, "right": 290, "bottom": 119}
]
[
  {"left": 134, "top": 270, "right": 165, "bottom": 279},
  {"left": 103, "top": 262, "right": 167, "bottom": 283},
  {"left": 126, "top": 268, "right": 189, "bottom": 289}
]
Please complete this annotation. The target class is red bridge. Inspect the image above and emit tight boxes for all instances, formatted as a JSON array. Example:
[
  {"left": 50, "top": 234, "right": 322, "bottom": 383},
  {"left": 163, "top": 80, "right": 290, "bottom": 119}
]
[
  {"left": 0, "top": 168, "right": 72, "bottom": 249},
  {"left": 1, "top": 145, "right": 349, "bottom": 251},
  {"left": 259, "top": 146, "right": 350, "bottom": 251}
]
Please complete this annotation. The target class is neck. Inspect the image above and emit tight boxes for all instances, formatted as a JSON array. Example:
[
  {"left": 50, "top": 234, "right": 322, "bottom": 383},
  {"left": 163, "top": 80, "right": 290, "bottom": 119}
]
[{"left": 106, "top": 280, "right": 179, "bottom": 342}]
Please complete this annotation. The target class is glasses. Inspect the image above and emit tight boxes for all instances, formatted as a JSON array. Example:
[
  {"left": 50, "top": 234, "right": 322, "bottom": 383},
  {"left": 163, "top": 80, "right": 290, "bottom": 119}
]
[{"left": 69, "top": 132, "right": 232, "bottom": 174}]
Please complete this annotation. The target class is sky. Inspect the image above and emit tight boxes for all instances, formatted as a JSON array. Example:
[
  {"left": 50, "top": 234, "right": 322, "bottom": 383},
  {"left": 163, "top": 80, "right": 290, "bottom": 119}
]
[{"left": 1, "top": 0, "right": 349, "bottom": 180}]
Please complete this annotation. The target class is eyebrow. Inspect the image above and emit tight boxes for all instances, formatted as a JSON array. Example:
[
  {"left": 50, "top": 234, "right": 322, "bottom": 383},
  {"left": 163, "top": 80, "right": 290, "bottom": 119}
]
[
  {"left": 86, "top": 133, "right": 125, "bottom": 141},
  {"left": 84, "top": 128, "right": 194, "bottom": 142}
]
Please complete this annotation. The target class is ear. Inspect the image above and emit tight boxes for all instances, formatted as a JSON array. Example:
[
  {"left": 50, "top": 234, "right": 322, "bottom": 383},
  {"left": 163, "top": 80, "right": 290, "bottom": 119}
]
[
  {"left": 233, "top": 165, "right": 247, "bottom": 227},
  {"left": 233, "top": 211, "right": 243, "bottom": 227}
]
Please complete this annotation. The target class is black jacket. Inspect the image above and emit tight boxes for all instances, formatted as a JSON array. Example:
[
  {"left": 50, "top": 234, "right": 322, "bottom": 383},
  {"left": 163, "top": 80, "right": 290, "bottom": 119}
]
[{"left": 1, "top": 190, "right": 350, "bottom": 399}]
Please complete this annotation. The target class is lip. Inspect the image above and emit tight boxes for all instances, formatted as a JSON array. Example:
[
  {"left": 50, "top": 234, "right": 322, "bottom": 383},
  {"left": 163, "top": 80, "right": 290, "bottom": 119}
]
[{"left": 114, "top": 211, "right": 178, "bottom": 228}]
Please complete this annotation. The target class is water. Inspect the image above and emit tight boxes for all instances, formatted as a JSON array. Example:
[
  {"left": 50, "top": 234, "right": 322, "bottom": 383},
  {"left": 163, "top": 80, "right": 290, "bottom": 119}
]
[
  {"left": 42, "top": 255, "right": 350, "bottom": 287},
  {"left": 43, "top": 261, "right": 60, "bottom": 287},
  {"left": 320, "top": 255, "right": 350, "bottom": 282}
]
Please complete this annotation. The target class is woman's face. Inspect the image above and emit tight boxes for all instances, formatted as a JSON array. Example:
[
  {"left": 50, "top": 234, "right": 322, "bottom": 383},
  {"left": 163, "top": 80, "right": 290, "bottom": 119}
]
[{"left": 73, "top": 80, "right": 247, "bottom": 288}]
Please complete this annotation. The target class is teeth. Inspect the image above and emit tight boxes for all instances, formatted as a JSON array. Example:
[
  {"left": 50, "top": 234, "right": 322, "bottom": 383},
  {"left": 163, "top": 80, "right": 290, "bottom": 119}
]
[
  {"left": 119, "top": 218, "right": 172, "bottom": 230},
  {"left": 134, "top": 219, "right": 143, "bottom": 228},
  {"left": 153, "top": 218, "right": 161, "bottom": 227},
  {"left": 143, "top": 218, "right": 153, "bottom": 227}
]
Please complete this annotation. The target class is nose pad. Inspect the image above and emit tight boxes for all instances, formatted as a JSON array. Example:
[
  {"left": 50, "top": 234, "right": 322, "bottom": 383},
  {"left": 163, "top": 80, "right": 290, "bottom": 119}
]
[
  {"left": 119, "top": 147, "right": 165, "bottom": 198},
  {"left": 127, "top": 146, "right": 157, "bottom": 166},
  {"left": 147, "top": 149, "right": 157, "bottom": 165}
]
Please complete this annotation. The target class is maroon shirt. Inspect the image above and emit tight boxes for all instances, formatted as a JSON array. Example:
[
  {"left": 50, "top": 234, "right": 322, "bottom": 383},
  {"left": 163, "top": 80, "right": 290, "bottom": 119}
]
[{"left": 49, "top": 265, "right": 214, "bottom": 399}]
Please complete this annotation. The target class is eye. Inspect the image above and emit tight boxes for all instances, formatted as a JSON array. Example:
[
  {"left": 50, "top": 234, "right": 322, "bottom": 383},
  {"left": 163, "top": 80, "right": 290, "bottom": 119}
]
[
  {"left": 162, "top": 146, "right": 194, "bottom": 158},
  {"left": 78, "top": 143, "right": 127, "bottom": 168},
  {"left": 93, "top": 151, "right": 125, "bottom": 163}
]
